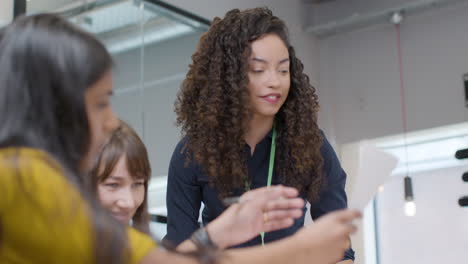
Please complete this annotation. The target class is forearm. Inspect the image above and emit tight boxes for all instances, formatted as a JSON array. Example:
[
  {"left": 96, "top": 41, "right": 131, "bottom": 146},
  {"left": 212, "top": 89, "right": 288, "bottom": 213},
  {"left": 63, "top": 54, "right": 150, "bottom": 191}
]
[
  {"left": 175, "top": 218, "right": 230, "bottom": 252},
  {"left": 222, "top": 236, "right": 305, "bottom": 264},
  {"left": 140, "top": 248, "right": 199, "bottom": 264},
  {"left": 176, "top": 239, "right": 197, "bottom": 252},
  {"left": 175, "top": 240, "right": 354, "bottom": 264},
  {"left": 142, "top": 237, "right": 303, "bottom": 264},
  {"left": 142, "top": 209, "right": 360, "bottom": 264}
]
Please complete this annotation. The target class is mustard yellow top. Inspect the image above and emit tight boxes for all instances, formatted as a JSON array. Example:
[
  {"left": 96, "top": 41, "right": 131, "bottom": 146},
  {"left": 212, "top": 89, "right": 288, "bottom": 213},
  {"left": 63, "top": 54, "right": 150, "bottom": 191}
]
[{"left": 0, "top": 147, "right": 156, "bottom": 263}]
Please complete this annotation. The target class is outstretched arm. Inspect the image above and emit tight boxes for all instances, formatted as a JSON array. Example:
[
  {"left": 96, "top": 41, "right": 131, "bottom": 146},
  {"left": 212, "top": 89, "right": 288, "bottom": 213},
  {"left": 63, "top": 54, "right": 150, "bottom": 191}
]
[
  {"left": 142, "top": 209, "right": 361, "bottom": 264},
  {"left": 177, "top": 185, "right": 305, "bottom": 251}
]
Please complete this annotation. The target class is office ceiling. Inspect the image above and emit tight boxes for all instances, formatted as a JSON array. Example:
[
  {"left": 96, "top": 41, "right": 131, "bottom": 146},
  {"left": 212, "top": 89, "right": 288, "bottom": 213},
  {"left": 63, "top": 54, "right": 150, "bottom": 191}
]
[
  {"left": 304, "top": 0, "right": 468, "bottom": 37},
  {"left": 27, "top": 0, "right": 77, "bottom": 14},
  {"left": 25, "top": 0, "right": 468, "bottom": 39},
  {"left": 24, "top": 0, "right": 204, "bottom": 54}
]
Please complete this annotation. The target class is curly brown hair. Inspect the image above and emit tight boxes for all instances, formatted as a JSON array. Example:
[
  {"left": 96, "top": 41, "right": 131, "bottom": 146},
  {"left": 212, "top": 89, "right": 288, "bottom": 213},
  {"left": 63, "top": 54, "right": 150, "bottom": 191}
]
[{"left": 175, "top": 7, "right": 324, "bottom": 201}]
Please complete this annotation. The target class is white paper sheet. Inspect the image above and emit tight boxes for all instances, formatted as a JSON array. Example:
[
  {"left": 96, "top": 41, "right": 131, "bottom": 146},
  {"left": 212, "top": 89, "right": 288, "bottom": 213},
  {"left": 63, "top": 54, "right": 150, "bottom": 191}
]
[{"left": 347, "top": 142, "right": 399, "bottom": 211}]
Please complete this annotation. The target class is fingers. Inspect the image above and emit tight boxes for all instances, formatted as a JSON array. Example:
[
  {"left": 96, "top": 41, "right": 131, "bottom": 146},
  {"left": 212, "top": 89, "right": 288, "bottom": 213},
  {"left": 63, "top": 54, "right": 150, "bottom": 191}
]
[
  {"left": 264, "top": 208, "right": 303, "bottom": 222},
  {"left": 327, "top": 212, "right": 359, "bottom": 236},
  {"left": 263, "top": 218, "right": 295, "bottom": 232},
  {"left": 240, "top": 185, "right": 299, "bottom": 203},
  {"left": 332, "top": 209, "right": 362, "bottom": 223},
  {"left": 241, "top": 186, "right": 303, "bottom": 219},
  {"left": 264, "top": 197, "right": 305, "bottom": 211},
  {"left": 260, "top": 208, "right": 303, "bottom": 233},
  {"left": 263, "top": 185, "right": 299, "bottom": 199},
  {"left": 312, "top": 209, "right": 360, "bottom": 242}
]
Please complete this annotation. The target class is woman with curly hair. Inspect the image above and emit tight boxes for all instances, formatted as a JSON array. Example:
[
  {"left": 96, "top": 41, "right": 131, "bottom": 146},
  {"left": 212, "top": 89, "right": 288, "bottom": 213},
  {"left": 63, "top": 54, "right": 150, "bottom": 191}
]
[{"left": 166, "top": 7, "right": 355, "bottom": 263}]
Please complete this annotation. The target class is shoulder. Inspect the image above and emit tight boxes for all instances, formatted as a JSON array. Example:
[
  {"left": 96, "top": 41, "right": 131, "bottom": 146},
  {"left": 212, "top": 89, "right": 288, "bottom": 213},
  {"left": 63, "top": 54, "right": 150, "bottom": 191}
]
[
  {"left": 0, "top": 148, "right": 102, "bottom": 263},
  {"left": 0, "top": 147, "right": 64, "bottom": 185},
  {"left": 319, "top": 130, "right": 335, "bottom": 158},
  {"left": 174, "top": 137, "right": 189, "bottom": 156},
  {"left": 170, "top": 136, "right": 195, "bottom": 167},
  {"left": 0, "top": 147, "right": 79, "bottom": 209},
  {"left": 316, "top": 131, "right": 347, "bottom": 186},
  {"left": 168, "top": 137, "right": 207, "bottom": 182},
  {"left": 128, "top": 227, "right": 157, "bottom": 264}
]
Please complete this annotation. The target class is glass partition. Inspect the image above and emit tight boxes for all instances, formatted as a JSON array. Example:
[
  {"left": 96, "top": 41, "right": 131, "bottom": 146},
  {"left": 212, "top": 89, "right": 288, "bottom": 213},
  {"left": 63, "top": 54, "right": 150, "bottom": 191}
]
[{"left": 25, "top": 0, "right": 209, "bottom": 237}]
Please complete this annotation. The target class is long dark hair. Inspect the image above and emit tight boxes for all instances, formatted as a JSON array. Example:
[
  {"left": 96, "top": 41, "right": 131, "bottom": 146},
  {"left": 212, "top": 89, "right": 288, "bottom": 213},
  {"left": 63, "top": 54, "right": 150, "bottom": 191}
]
[
  {"left": 0, "top": 14, "right": 127, "bottom": 263},
  {"left": 175, "top": 7, "right": 324, "bottom": 201},
  {"left": 90, "top": 120, "right": 151, "bottom": 234}
]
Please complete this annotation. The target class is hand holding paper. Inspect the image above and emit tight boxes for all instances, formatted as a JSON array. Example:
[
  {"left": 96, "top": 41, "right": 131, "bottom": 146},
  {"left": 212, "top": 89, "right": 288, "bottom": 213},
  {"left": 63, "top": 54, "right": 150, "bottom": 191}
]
[{"left": 344, "top": 141, "right": 398, "bottom": 211}]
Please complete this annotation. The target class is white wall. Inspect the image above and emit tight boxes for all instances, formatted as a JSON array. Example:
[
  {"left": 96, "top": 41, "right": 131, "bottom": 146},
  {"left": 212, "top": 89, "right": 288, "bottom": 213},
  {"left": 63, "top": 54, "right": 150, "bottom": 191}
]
[
  {"left": 0, "top": 0, "right": 14, "bottom": 27},
  {"left": 318, "top": 1, "right": 468, "bottom": 146},
  {"left": 376, "top": 166, "right": 468, "bottom": 264}
]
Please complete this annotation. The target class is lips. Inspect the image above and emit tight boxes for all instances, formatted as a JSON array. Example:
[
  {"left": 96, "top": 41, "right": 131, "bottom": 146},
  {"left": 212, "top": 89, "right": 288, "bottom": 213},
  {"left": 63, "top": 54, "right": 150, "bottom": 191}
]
[
  {"left": 260, "top": 93, "right": 281, "bottom": 103},
  {"left": 111, "top": 213, "right": 131, "bottom": 223}
]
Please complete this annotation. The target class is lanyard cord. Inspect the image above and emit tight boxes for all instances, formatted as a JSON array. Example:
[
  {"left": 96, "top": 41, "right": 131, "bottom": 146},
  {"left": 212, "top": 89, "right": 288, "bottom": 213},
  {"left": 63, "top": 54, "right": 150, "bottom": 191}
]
[{"left": 244, "top": 120, "right": 277, "bottom": 246}]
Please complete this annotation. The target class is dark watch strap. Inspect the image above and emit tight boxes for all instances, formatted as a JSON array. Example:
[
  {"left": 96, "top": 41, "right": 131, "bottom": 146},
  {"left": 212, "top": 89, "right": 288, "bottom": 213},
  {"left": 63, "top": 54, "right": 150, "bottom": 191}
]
[{"left": 190, "top": 227, "right": 218, "bottom": 250}]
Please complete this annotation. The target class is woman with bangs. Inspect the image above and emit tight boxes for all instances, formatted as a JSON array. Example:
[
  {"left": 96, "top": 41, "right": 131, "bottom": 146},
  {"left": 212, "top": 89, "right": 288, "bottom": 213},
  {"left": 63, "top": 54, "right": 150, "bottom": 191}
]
[{"left": 90, "top": 120, "right": 152, "bottom": 235}]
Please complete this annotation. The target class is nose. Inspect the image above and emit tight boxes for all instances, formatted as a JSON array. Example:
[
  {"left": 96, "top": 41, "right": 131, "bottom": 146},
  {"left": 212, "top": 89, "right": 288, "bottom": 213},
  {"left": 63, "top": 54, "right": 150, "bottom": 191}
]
[
  {"left": 266, "top": 70, "right": 281, "bottom": 88},
  {"left": 115, "top": 188, "right": 136, "bottom": 210},
  {"left": 104, "top": 108, "right": 120, "bottom": 134}
]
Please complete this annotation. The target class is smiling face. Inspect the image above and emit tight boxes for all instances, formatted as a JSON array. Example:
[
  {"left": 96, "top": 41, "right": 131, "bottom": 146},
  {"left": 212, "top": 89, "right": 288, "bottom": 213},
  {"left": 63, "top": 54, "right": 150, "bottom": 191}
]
[
  {"left": 247, "top": 33, "right": 290, "bottom": 120},
  {"left": 97, "top": 154, "right": 145, "bottom": 224}
]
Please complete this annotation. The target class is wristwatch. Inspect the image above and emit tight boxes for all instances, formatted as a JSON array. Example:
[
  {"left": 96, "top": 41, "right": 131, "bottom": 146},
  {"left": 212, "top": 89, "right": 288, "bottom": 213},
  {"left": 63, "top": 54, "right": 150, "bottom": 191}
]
[{"left": 190, "top": 226, "right": 218, "bottom": 250}]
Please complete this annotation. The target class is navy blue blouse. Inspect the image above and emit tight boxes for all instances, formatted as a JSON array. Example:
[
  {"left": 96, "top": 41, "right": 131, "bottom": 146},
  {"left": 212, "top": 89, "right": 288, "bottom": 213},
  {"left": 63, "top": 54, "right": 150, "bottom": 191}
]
[{"left": 164, "top": 131, "right": 355, "bottom": 261}]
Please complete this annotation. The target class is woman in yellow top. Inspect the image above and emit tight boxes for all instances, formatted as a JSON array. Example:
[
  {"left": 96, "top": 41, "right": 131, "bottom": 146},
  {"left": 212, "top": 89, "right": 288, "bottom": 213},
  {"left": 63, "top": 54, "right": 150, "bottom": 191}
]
[{"left": 0, "top": 13, "right": 360, "bottom": 264}]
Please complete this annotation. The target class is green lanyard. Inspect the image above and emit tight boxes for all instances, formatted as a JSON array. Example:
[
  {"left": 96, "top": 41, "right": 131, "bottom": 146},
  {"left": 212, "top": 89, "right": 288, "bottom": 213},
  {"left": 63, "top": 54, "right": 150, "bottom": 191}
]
[{"left": 244, "top": 121, "right": 277, "bottom": 246}]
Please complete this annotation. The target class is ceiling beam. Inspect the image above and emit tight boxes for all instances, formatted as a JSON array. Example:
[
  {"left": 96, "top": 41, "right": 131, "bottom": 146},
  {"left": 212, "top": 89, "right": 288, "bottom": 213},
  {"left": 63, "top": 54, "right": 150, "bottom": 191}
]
[{"left": 305, "top": 0, "right": 468, "bottom": 38}]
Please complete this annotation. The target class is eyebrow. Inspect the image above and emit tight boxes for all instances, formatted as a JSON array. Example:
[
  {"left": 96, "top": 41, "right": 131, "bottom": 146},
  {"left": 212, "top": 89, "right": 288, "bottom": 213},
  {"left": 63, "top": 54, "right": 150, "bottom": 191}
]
[
  {"left": 107, "top": 175, "right": 146, "bottom": 181},
  {"left": 98, "top": 90, "right": 113, "bottom": 99},
  {"left": 104, "top": 175, "right": 125, "bottom": 182},
  {"left": 251, "top": 57, "right": 290, "bottom": 64}
]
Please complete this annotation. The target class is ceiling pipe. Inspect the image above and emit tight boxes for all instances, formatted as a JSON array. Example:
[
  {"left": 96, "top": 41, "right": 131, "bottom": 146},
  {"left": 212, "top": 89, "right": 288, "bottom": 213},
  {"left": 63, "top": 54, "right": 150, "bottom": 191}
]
[{"left": 306, "top": 0, "right": 467, "bottom": 37}]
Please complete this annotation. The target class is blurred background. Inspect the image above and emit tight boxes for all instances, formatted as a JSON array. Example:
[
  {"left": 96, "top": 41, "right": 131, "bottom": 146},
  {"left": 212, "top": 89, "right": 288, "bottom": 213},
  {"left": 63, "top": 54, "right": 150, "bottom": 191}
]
[{"left": 2, "top": 0, "right": 467, "bottom": 263}]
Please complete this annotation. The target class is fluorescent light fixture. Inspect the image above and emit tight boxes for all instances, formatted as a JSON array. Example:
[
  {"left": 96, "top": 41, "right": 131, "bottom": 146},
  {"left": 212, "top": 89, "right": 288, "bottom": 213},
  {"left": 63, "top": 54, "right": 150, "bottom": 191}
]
[
  {"left": 105, "top": 23, "right": 193, "bottom": 54},
  {"left": 69, "top": 1, "right": 158, "bottom": 35},
  {"left": 67, "top": 0, "right": 196, "bottom": 54}
]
